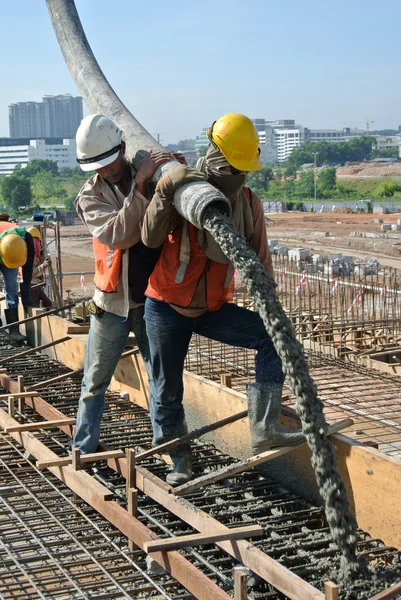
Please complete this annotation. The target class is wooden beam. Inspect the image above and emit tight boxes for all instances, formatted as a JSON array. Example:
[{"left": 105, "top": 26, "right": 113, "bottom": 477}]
[
  {"left": 324, "top": 581, "right": 339, "bottom": 600},
  {"left": 66, "top": 326, "right": 90, "bottom": 334},
  {"left": 0, "top": 406, "right": 229, "bottom": 600},
  {"left": 0, "top": 407, "right": 113, "bottom": 502},
  {"left": 369, "top": 582, "right": 401, "bottom": 600},
  {"left": 220, "top": 373, "right": 232, "bottom": 388},
  {"left": 37, "top": 449, "right": 125, "bottom": 470},
  {"left": 72, "top": 447, "right": 81, "bottom": 470},
  {"left": 173, "top": 419, "right": 353, "bottom": 497},
  {"left": 6, "top": 418, "right": 76, "bottom": 433},
  {"left": 234, "top": 568, "right": 248, "bottom": 600},
  {"left": 144, "top": 525, "right": 264, "bottom": 553},
  {"left": 0, "top": 337, "right": 71, "bottom": 365},
  {"left": 0, "top": 372, "right": 324, "bottom": 600},
  {"left": 136, "top": 409, "right": 248, "bottom": 462},
  {"left": 137, "top": 467, "right": 324, "bottom": 600},
  {"left": 0, "top": 391, "right": 40, "bottom": 399}
]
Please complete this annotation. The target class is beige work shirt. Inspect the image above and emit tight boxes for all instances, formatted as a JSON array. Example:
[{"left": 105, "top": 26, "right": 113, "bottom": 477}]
[{"left": 75, "top": 167, "right": 149, "bottom": 318}]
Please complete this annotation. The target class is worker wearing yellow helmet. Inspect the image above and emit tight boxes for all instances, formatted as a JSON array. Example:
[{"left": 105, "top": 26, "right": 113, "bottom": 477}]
[
  {"left": 141, "top": 112, "right": 303, "bottom": 487},
  {"left": 0, "top": 222, "right": 36, "bottom": 343}
]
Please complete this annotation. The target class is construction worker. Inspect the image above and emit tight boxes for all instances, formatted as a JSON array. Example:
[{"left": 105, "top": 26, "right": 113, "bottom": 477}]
[
  {"left": 0, "top": 222, "right": 35, "bottom": 342},
  {"left": 72, "top": 114, "right": 174, "bottom": 455},
  {"left": 27, "top": 227, "right": 52, "bottom": 308},
  {"left": 142, "top": 113, "right": 304, "bottom": 485}
]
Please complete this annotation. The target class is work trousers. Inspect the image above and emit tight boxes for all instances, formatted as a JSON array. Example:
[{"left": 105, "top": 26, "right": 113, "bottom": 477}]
[
  {"left": 144, "top": 298, "right": 284, "bottom": 446},
  {"left": 73, "top": 306, "right": 151, "bottom": 454}
]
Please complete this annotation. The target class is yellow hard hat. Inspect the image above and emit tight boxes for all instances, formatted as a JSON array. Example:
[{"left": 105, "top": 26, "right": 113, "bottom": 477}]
[
  {"left": 207, "top": 113, "right": 262, "bottom": 172},
  {"left": 0, "top": 233, "right": 28, "bottom": 269},
  {"left": 27, "top": 226, "right": 42, "bottom": 241}
]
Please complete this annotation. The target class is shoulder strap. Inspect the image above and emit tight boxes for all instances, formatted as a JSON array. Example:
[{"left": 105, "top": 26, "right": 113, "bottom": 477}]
[{"left": 242, "top": 186, "right": 253, "bottom": 207}]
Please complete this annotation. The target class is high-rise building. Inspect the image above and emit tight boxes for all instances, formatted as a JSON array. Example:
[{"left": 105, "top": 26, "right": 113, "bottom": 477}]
[
  {"left": 9, "top": 95, "right": 83, "bottom": 139},
  {"left": 0, "top": 138, "right": 77, "bottom": 176}
]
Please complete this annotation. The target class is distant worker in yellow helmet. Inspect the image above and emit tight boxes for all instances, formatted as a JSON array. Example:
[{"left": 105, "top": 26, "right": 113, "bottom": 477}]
[
  {"left": 27, "top": 227, "right": 52, "bottom": 308},
  {"left": 142, "top": 113, "right": 303, "bottom": 486},
  {"left": 0, "top": 222, "right": 36, "bottom": 343}
]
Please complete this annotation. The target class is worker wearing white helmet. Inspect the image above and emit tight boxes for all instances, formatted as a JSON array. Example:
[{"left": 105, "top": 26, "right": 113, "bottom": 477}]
[{"left": 72, "top": 114, "right": 174, "bottom": 455}]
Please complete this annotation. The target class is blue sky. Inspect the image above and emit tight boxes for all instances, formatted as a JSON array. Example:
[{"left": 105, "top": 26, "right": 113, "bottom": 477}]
[{"left": 1, "top": 0, "right": 400, "bottom": 143}]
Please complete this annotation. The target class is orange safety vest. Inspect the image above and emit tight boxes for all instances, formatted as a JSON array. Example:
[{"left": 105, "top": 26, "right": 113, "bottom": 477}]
[
  {"left": 146, "top": 187, "right": 252, "bottom": 312},
  {"left": 92, "top": 237, "right": 123, "bottom": 293},
  {"left": 0, "top": 222, "right": 15, "bottom": 234}
]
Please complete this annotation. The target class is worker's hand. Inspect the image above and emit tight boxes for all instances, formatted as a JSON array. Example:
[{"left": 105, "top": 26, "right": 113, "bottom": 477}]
[
  {"left": 170, "top": 152, "right": 187, "bottom": 165},
  {"left": 43, "top": 256, "right": 52, "bottom": 269},
  {"left": 135, "top": 150, "right": 173, "bottom": 190}
]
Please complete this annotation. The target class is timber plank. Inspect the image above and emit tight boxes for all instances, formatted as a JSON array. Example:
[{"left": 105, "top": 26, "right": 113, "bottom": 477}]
[
  {"left": 369, "top": 581, "right": 401, "bottom": 600},
  {"left": 173, "top": 419, "right": 353, "bottom": 496},
  {"left": 144, "top": 525, "right": 264, "bottom": 553},
  {"left": 0, "top": 407, "right": 113, "bottom": 502},
  {"left": 6, "top": 418, "right": 76, "bottom": 433}
]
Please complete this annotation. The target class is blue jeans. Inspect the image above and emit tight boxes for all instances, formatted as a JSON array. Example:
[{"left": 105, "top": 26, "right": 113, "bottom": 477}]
[
  {"left": 144, "top": 298, "right": 284, "bottom": 445},
  {"left": 73, "top": 306, "right": 151, "bottom": 454},
  {"left": 0, "top": 264, "right": 19, "bottom": 309}
]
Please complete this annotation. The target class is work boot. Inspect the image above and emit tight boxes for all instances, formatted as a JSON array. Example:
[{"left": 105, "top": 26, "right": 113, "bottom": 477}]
[
  {"left": 166, "top": 445, "right": 193, "bottom": 486},
  {"left": 4, "top": 307, "right": 26, "bottom": 344},
  {"left": 247, "top": 382, "right": 304, "bottom": 454},
  {"left": 19, "top": 282, "right": 36, "bottom": 309}
]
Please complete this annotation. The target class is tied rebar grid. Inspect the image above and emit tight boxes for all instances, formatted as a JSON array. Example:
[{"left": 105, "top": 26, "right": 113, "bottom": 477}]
[
  {"left": 263, "top": 255, "right": 401, "bottom": 357},
  {"left": 0, "top": 338, "right": 400, "bottom": 599},
  {"left": 0, "top": 435, "right": 189, "bottom": 600},
  {"left": 185, "top": 335, "right": 401, "bottom": 459}
]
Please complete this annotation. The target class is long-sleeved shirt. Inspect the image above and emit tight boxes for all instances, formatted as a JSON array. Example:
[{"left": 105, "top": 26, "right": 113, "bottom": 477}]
[{"left": 75, "top": 166, "right": 149, "bottom": 317}]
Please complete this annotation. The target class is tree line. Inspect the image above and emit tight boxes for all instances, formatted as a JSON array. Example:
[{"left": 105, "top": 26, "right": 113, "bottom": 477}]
[{"left": 0, "top": 160, "right": 87, "bottom": 212}]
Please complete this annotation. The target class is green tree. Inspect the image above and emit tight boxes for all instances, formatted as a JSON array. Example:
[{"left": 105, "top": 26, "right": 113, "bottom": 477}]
[
  {"left": 198, "top": 146, "right": 208, "bottom": 157},
  {"left": 247, "top": 165, "right": 274, "bottom": 192},
  {"left": 318, "top": 167, "right": 337, "bottom": 191},
  {"left": 1, "top": 173, "right": 32, "bottom": 210},
  {"left": 379, "top": 181, "right": 401, "bottom": 198},
  {"left": 297, "top": 170, "right": 315, "bottom": 198},
  {"left": 22, "top": 159, "right": 59, "bottom": 177},
  {"left": 31, "top": 171, "right": 67, "bottom": 205},
  {"left": 371, "top": 147, "right": 400, "bottom": 159}
]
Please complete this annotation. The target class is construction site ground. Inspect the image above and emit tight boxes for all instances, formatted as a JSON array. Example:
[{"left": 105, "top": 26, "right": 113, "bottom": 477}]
[
  {"left": 51, "top": 211, "right": 401, "bottom": 300},
  {"left": 266, "top": 212, "right": 401, "bottom": 266}
]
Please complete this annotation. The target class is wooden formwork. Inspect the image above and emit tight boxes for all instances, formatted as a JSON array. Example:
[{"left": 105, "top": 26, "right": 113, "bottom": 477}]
[{"left": 15, "top": 310, "right": 401, "bottom": 550}]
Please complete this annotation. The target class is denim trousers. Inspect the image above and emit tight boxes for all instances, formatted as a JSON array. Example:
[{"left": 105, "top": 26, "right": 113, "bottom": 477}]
[
  {"left": 144, "top": 298, "right": 284, "bottom": 446},
  {"left": 0, "top": 264, "right": 19, "bottom": 309},
  {"left": 74, "top": 306, "right": 151, "bottom": 454}
]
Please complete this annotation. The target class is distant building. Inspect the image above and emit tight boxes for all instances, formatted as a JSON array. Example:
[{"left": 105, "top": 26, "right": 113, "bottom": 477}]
[
  {"left": 371, "top": 134, "right": 401, "bottom": 152},
  {"left": 0, "top": 138, "right": 77, "bottom": 176},
  {"left": 195, "top": 128, "right": 209, "bottom": 155},
  {"left": 274, "top": 127, "right": 309, "bottom": 162},
  {"left": 9, "top": 94, "right": 83, "bottom": 139}
]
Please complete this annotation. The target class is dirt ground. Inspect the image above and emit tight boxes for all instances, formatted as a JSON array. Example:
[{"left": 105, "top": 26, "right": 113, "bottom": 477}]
[
  {"left": 267, "top": 211, "right": 401, "bottom": 267},
  {"left": 49, "top": 208, "right": 401, "bottom": 300},
  {"left": 337, "top": 162, "right": 401, "bottom": 179}
]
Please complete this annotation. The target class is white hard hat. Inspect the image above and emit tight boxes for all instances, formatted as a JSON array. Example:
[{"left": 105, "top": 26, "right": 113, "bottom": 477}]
[{"left": 76, "top": 115, "right": 123, "bottom": 172}]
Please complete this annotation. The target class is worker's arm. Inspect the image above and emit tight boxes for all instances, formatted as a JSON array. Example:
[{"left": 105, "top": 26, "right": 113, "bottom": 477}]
[
  {"left": 21, "top": 231, "right": 34, "bottom": 285},
  {"left": 142, "top": 166, "right": 206, "bottom": 248},
  {"left": 248, "top": 191, "right": 274, "bottom": 280},
  {"left": 75, "top": 184, "right": 145, "bottom": 249},
  {"left": 76, "top": 153, "right": 173, "bottom": 249},
  {"left": 141, "top": 173, "right": 183, "bottom": 247}
]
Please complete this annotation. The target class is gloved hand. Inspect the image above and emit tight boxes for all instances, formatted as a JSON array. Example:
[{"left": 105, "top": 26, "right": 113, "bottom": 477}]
[{"left": 155, "top": 166, "right": 207, "bottom": 202}]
